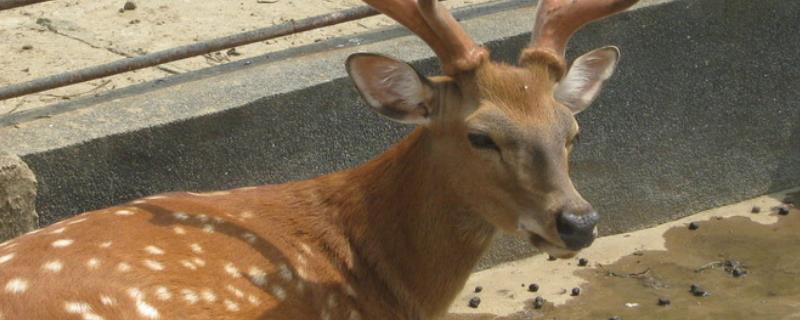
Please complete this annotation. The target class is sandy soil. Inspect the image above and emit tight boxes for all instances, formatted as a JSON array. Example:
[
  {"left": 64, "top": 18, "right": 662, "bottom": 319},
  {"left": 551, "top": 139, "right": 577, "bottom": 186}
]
[
  {"left": 446, "top": 188, "right": 799, "bottom": 319},
  {"left": 0, "top": 0, "right": 492, "bottom": 116}
]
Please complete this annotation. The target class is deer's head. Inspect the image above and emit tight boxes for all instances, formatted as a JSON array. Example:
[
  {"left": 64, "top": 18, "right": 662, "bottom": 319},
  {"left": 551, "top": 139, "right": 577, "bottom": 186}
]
[{"left": 347, "top": 0, "right": 637, "bottom": 258}]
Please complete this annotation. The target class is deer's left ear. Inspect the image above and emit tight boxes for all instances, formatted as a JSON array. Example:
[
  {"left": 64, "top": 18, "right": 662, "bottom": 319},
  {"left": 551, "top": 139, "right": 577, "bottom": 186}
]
[
  {"left": 554, "top": 46, "right": 620, "bottom": 114},
  {"left": 346, "top": 53, "right": 435, "bottom": 125}
]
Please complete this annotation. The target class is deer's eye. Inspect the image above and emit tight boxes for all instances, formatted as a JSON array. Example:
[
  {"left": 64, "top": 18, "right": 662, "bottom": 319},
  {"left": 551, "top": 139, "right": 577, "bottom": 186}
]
[{"left": 468, "top": 132, "right": 499, "bottom": 151}]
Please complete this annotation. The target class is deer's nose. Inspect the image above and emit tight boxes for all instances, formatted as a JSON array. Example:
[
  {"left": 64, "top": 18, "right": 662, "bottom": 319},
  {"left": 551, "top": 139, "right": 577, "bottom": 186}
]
[{"left": 556, "top": 210, "right": 599, "bottom": 250}]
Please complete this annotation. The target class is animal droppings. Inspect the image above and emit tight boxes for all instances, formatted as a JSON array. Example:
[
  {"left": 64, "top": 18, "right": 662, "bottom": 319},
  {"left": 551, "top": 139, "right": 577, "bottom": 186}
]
[
  {"left": 657, "top": 297, "right": 671, "bottom": 306},
  {"left": 474, "top": 286, "right": 482, "bottom": 293},
  {"left": 688, "top": 222, "right": 700, "bottom": 230},
  {"left": 528, "top": 283, "right": 539, "bottom": 292},
  {"left": 751, "top": 206, "right": 761, "bottom": 213},
  {"left": 690, "top": 284, "right": 710, "bottom": 297},
  {"left": 123, "top": 1, "right": 136, "bottom": 10},
  {"left": 533, "top": 296, "right": 545, "bottom": 309},
  {"left": 468, "top": 297, "right": 481, "bottom": 308},
  {"left": 571, "top": 287, "right": 581, "bottom": 296},
  {"left": 547, "top": 255, "right": 557, "bottom": 261},
  {"left": 578, "top": 258, "right": 589, "bottom": 266},
  {"left": 777, "top": 206, "right": 790, "bottom": 215},
  {"left": 609, "top": 316, "right": 622, "bottom": 320}
]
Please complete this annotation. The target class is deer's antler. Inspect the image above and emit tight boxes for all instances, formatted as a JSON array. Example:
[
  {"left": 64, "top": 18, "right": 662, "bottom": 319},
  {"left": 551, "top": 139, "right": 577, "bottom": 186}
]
[
  {"left": 362, "top": 0, "right": 488, "bottom": 75},
  {"left": 521, "top": 0, "right": 639, "bottom": 78}
]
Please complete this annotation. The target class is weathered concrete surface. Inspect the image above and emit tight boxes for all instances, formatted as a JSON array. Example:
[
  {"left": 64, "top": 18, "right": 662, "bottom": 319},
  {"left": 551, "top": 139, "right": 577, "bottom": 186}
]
[
  {"left": 0, "top": 153, "right": 38, "bottom": 242},
  {"left": 0, "top": 0, "right": 798, "bottom": 268}
]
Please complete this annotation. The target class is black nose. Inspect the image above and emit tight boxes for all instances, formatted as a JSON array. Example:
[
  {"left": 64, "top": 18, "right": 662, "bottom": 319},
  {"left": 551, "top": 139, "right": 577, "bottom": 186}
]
[{"left": 556, "top": 210, "right": 599, "bottom": 250}]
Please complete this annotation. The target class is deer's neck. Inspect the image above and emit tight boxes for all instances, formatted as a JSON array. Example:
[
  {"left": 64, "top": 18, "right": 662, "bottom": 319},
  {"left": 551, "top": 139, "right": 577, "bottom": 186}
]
[{"left": 316, "top": 128, "right": 496, "bottom": 318}]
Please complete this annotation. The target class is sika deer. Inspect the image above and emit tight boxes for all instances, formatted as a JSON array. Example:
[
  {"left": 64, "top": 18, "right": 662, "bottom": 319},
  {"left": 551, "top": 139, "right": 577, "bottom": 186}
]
[{"left": 0, "top": 0, "right": 638, "bottom": 319}]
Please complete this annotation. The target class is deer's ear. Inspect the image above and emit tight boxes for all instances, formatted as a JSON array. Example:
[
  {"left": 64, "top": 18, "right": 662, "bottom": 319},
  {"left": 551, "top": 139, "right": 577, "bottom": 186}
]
[
  {"left": 346, "top": 53, "right": 434, "bottom": 125},
  {"left": 554, "top": 46, "right": 620, "bottom": 114}
]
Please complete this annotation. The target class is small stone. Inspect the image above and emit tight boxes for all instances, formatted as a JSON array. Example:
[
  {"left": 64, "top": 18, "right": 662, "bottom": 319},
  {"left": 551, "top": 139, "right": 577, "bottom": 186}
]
[
  {"left": 548, "top": 255, "right": 557, "bottom": 261},
  {"left": 732, "top": 268, "right": 746, "bottom": 277},
  {"left": 468, "top": 297, "right": 481, "bottom": 308},
  {"left": 777, "top": 206, "right": 790, "bottom": 215},
  {"left": 571, "top": 287, "right": 581, "bottom": 296},
  {"left": 533, "top": 296, "right": 545, "bottom": 309},
  {"left": 528, "top": 283, "right": 539, "bottom": 292},
  {"left": 751, "top": 206, "right": 761, "bottom": 213},
  {"left": 578, "top": 258, "right": 589, "bottom": 266},
  {"left": 474, "top": 286, "right": 482, "bottom": 293},
  {"left": 123, "top": 1, "right": 137, "bottom": 10},
  {"left": 21, "top": 44, "right": 33, "bottom": 50},
  {"left": 688, "top": 222, "right": 700, "bottom": 230},
  {"left": 658, "top": 298, "right": 671, "bottom": 306}
]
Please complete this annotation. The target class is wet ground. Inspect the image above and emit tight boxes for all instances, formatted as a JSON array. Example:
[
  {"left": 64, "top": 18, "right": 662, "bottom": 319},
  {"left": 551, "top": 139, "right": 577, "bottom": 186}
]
[{"left": 446, "top": 190, "right": 799, "bottom": 320}]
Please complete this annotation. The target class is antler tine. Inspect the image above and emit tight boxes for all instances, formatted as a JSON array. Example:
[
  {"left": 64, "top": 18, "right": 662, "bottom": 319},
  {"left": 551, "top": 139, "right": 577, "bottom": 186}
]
[
  {"left": 523, "top": 0, "right": 639, "bottom": 77},
  {"left": 362, "top": 0, "right": 487, "bottom": 75},
  {"left": 417, "top": 0, "right": 488, "bottom": 74}
]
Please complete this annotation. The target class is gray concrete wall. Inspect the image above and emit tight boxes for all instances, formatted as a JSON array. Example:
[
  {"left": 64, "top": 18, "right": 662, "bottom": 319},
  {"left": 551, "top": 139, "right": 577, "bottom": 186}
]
[{"left": 0, "top": 0, "right": 798, "bottom": 268}]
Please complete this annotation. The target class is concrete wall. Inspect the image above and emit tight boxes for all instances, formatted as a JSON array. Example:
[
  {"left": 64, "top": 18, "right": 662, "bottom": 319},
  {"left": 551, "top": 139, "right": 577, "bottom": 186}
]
[{"left": 0, "top": 0, "right": 798, "bottom": 268}]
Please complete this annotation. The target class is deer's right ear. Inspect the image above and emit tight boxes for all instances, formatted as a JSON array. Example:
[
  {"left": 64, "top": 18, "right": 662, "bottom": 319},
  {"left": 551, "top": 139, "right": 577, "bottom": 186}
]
[{"left": 346, "top": 53, "right": 435, "bottom": 125}]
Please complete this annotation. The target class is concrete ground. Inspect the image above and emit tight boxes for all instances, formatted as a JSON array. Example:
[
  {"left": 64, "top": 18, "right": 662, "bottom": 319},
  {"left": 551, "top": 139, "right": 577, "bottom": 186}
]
[
  {"left": 0, "top": 0, "right": 492, "bottom": 115},
  {"left": 446, "top": 188, "right": 800, "bottom": 319}
]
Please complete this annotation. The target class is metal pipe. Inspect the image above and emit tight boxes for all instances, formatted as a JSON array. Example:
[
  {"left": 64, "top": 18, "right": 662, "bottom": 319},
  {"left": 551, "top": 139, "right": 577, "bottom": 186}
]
[
  {"left": 0, "top": 5, "right": 379, "bottom": 101},
  {"left": 0, "top": 0, "right": 52, "bottom": 11}
]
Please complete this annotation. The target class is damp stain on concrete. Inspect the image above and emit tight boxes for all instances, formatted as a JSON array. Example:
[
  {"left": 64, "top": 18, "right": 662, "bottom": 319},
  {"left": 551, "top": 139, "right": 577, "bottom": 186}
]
[{"left": 446, "top": 205, "right": 800, "bottom": 320}]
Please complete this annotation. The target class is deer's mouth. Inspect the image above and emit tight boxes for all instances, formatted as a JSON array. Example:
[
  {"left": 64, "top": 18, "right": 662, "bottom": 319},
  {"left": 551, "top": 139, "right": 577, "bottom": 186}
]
[{"left": 528, "top": 232, "right": 578, "bottom": 259}]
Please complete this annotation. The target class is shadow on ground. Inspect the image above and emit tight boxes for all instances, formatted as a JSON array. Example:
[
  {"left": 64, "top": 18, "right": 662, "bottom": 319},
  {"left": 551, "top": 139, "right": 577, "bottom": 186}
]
[{"left": 446, "top": 205, "right": 800, "bottom": 320}]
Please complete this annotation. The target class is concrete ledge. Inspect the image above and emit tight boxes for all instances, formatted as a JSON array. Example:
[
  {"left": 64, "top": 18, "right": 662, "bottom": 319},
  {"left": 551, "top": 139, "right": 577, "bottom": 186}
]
[{"left": 0, "top": 0, "right": 798, "bottom": 268}]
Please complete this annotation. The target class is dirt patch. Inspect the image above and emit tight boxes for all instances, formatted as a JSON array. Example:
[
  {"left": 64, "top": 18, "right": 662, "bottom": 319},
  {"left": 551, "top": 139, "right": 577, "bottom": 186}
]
[
  {"left": 446, "top": 206, "right": 800, "bottom": 320},
  {"left": 0, "top": 0, "right": 492, "bottom": 116}
]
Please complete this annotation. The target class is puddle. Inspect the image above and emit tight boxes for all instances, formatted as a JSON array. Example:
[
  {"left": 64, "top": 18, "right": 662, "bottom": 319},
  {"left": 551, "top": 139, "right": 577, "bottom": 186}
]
[{"left": 446, "top": 205, "right": 800, "bottom": 320}]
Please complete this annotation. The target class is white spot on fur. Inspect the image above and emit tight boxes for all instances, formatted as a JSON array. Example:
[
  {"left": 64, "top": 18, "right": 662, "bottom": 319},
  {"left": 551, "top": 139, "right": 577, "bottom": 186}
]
[
  {"left": 99, "top": 241, "right": 113, "bottom": 248},
  {"left": 86, "top": 258, "right": 101, "bottom": 269},
  {"left": 114, "top": 209, "right": 135, "bottom": 216},
  {"left": 100, "top": 295, "right": 115, "bottom": 306},
  {"left": 0, "top": 253, "right": 14, "bottom": 264},
  {"left": 200, "top": 288, "right": 216, "bottom": 303},
  {"left": 248, "top": 266, "right": 268, "bottom": 286},
  {"left": 43, "top": 260, "right": 63, "bottom": 272},
  {"left": 270, "top": 285, "right": 287, "bottom": 301},
  {"left": 196, "top": 214, "right": 209, "bottom": 222},
  {"left": 67, "top": 218, "right": 87, "bottom": 225},
  {"left": 192, "top": 257, "right": 206, "bottom": 267},
  {"left": 117, "top": 262, "right": 132, "bottom": 272},
  {"left": 225, "top": 285, "right": 244, "bottom": 298},
  {"left": 49, "top": 227, "right": 66, "bottom": 234},
  {"left": 300, "top": 243, "right": 313, "bottom": 255},
  {"left": 247, "top": 295, "right": 261, "bottom": 306},
  {"left": 224, "top": 299, "right": 240, "bottom": 312},
  {"left": 345, "top": 284, "right": 357, "bottom": 298},
  {"left": 239, "top": 211, "right": 254, "bottom": 219},
  {"left": 190, "top": 243, "right": 203, "bottom": 254},
  {"left": 143, "top": 259, "right": 164, "bottom": 271},
  {"left": 242, "top": 232, "right": 256, "bottom": 244},
  {"left": 51, "top": 239, "right": 74, "bottom": 248},
  {"left": 180, "top": 260, "right": 197, "bottom": 270},
  {"left": 224, "top": 262, "right": 241, "bottom": 278},
  {"left": 173, "top": 226, "right": 186, "bottom": 235},
  {"left": 172, "top": 212, "right": 189, "bottom": 220},
  {"left": 5, "top": 278, "right": 29, "bottom": 294},
  {"left": 64, "top": 301, "right": 92, "bottom": 314},
  {"left": 278, "top": 263, "right": 293, "bottom": 281},
  {"left": 131, "top": 293, "right": 159, "bottom": 319},
  {"left": 202, "top": 224, "right": 214, "bottom": 233},
  {"left": 144, "top": 246, "right": 165, "bottom": 255},
  {"left": 349, "top": 309, "right": 362, "bottom": 320},
  {"left": 181, "top": 289, "right": 199, "bottom": 304},
  {"left": 154, "top": 287, "right": 172, "bottom": 301}
]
